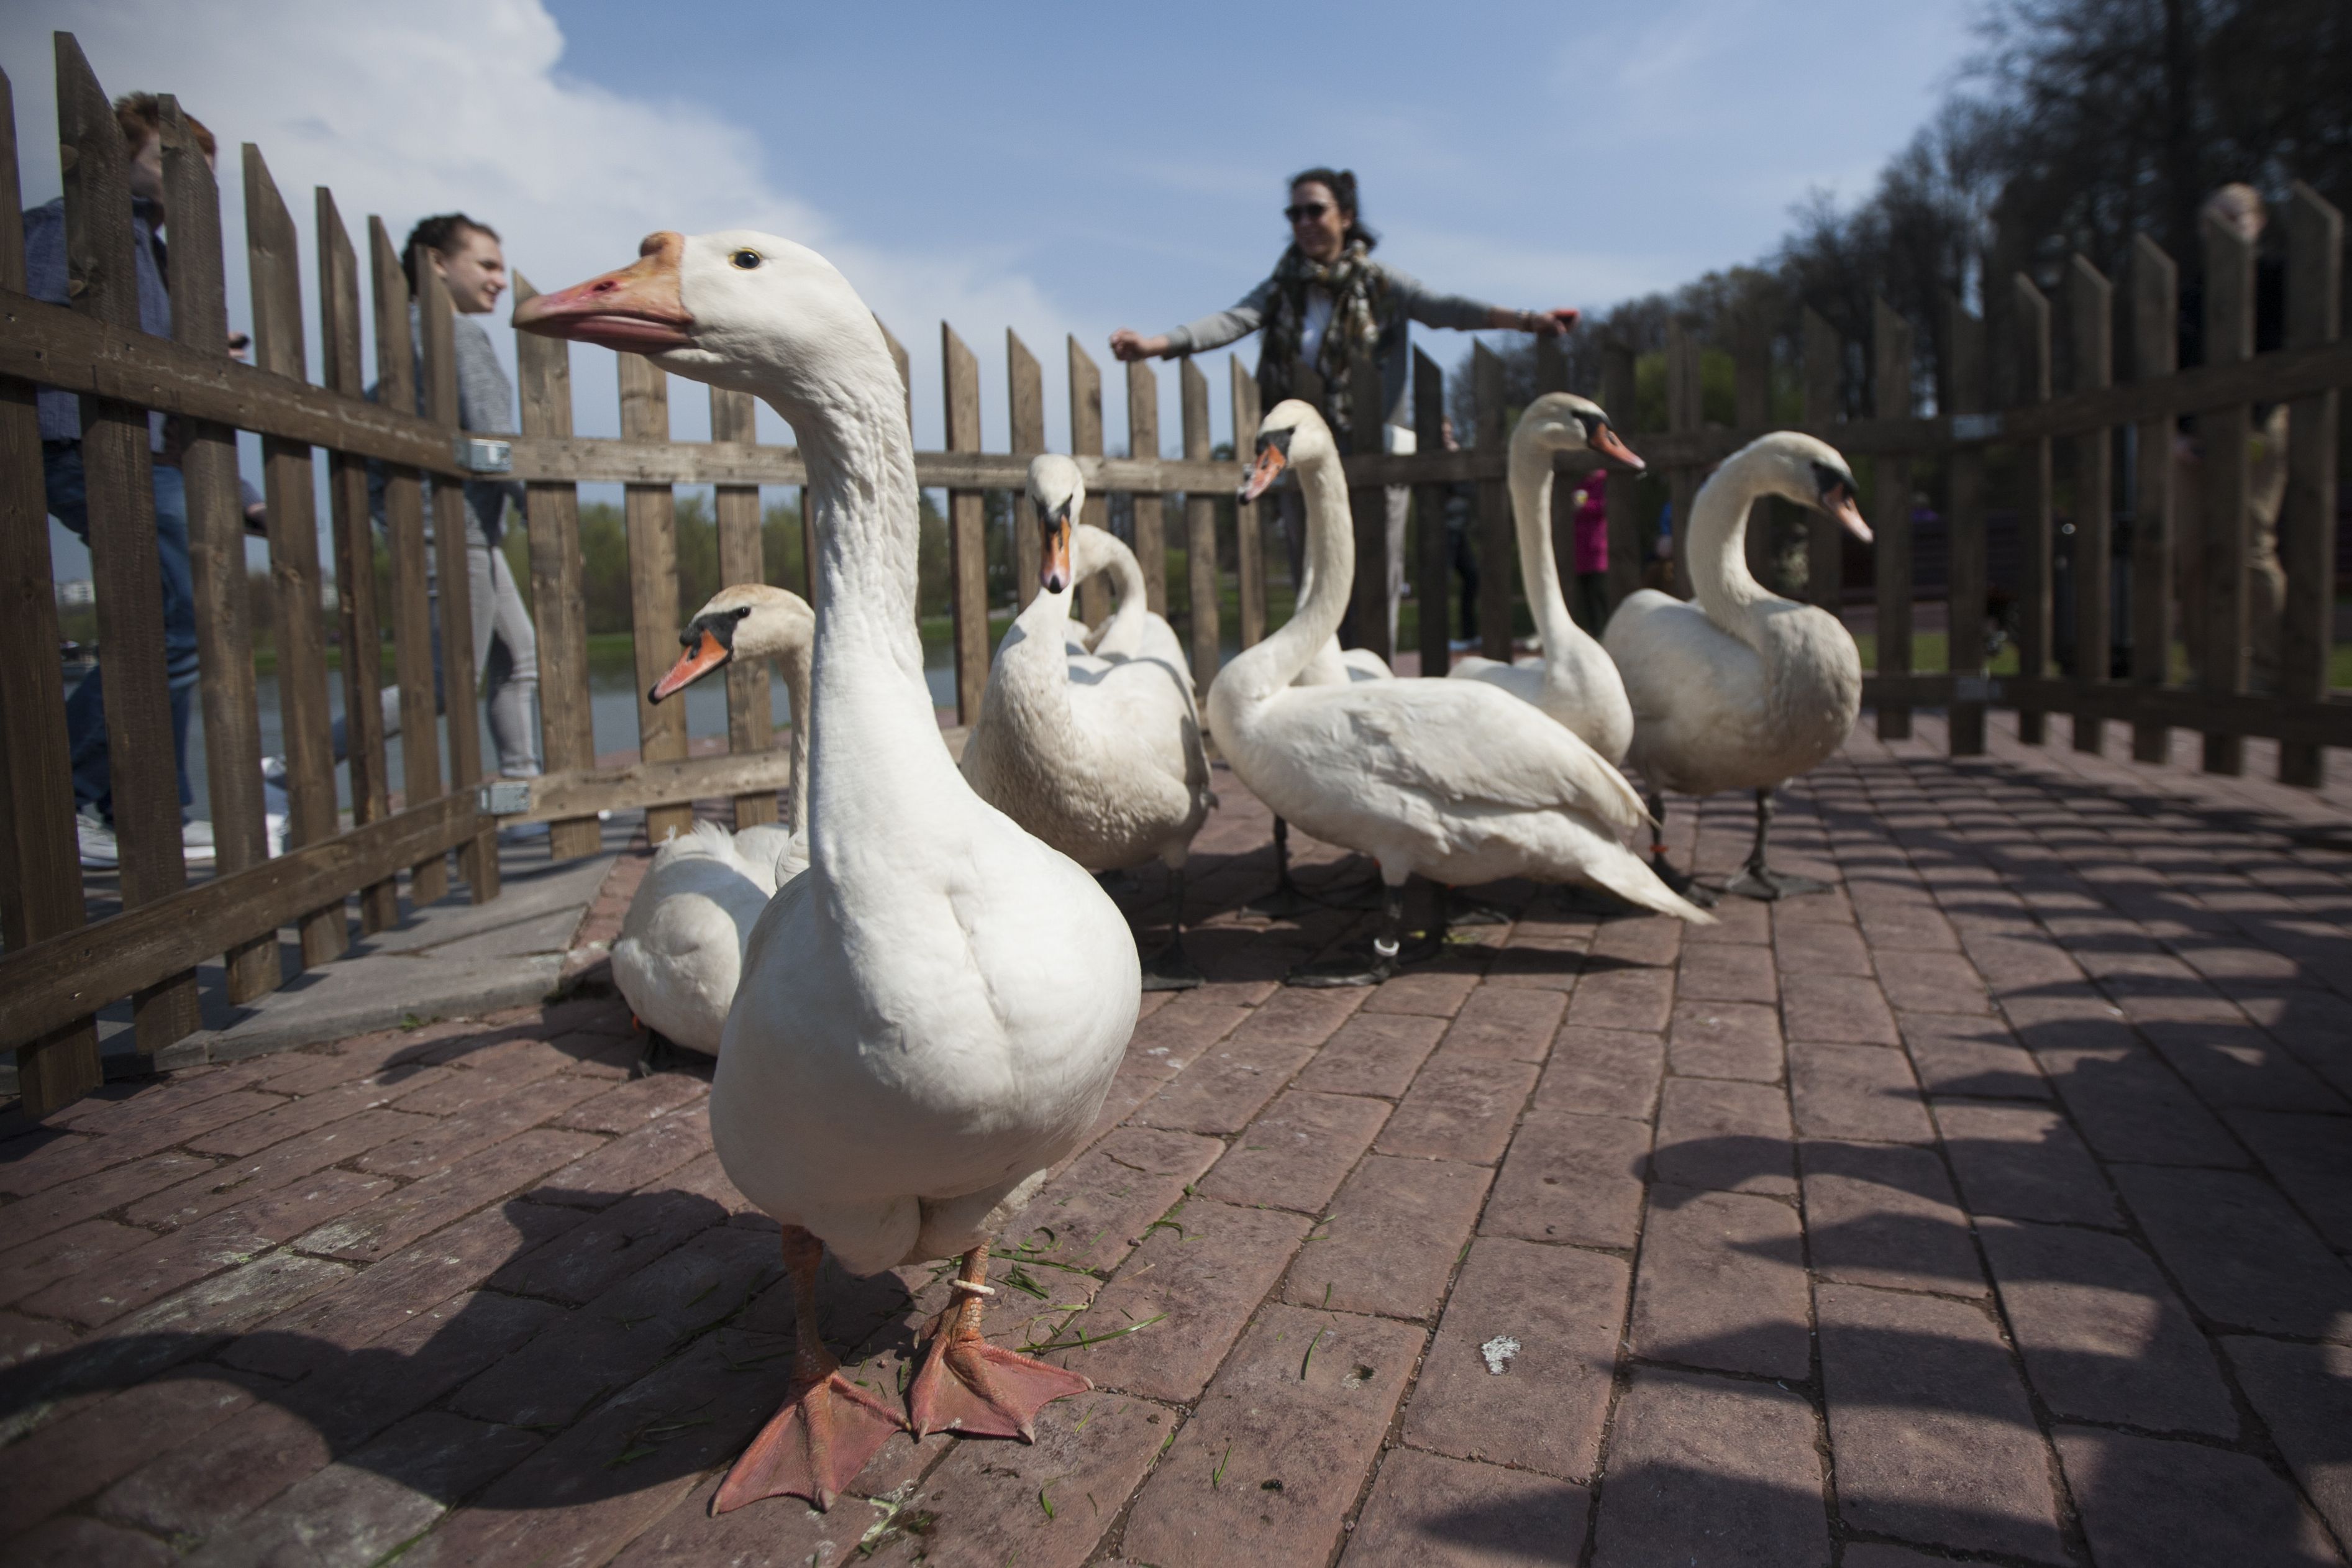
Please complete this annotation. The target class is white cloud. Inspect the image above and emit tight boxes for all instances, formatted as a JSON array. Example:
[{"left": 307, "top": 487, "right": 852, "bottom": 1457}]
[{"left": 1, "top": 0, "right": 1109, "bottom": 457}]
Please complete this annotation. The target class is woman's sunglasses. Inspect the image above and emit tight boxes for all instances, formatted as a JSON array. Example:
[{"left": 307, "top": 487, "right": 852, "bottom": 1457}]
[{"left": 1283, "top": 202, "right": 1332, "bottom": 222}]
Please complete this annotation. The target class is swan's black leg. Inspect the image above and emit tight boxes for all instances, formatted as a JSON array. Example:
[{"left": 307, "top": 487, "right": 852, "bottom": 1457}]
[
  {"left": 1724, "top": 787, "right": 1830, "bottom": 900},
  {"left": 1641, "top": 787, "right": 1718, "bottom": 908},
  {"left": 1139, "top": 864, "right": 1206, "bottom": 991},
  {"left": 1248, "top": 817, "right": 1321, "bottom": 919},
  {"left": 1287, "top": 879, "right": 1408, "bottom": 987}
]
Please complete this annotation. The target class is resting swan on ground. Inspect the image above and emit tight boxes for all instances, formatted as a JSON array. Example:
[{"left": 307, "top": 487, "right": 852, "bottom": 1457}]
[
  {"left": 1205, "top": 401, "right": 1713, "bottom": 987},
  {"left": 519, "top": 229, "right": 1136, "bottom": 1512},
  {"left": 1449, "top": 392, "right": 1644, "bottom": 762},
  {"left": 960, "top": 456, "right": 1215, "bottom": 988},
  {"left": 608, "top": 585, "right": 814, "bottom": 1055},
  {"left": 1602, "top": 430, "right": 1872, "bottom": 901}
]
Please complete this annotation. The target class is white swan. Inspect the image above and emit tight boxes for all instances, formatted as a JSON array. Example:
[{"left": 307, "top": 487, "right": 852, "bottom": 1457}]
[
  {"left": 961, "top": 457, "right": 1214, "bottom": 988},
  {"left": 519, "top": 229, "right": 1136, "bottom": 1511},
  {"left": 608, "top": 585, "right": 813, "bottom": 1055},
  {"left": 1449, "top": 393, "right": 1644, "bottom": 762},
  {"left": 1206, "top": 401, "right": 1713, "bottom": 986},
  {"left": 1602, "top": 431, "right": 1872, "bottom": 901}
]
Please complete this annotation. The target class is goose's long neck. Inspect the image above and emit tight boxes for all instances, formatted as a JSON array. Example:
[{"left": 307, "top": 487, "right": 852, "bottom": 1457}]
[
  {"left": 1236, "top": 452, "right": 1352, "bottom": 698},
  {"left": 779, "top": 357, "right": 953, "bottom": 854},
  {"left": 1507, "top": 441, "right": 1592, "bottom": 664},
  {"left": 777, "top": 640, "right": 813, "bottom": 837},
  {"left": 1687, "top": 445, "right": 1785, "bottom": 645}
]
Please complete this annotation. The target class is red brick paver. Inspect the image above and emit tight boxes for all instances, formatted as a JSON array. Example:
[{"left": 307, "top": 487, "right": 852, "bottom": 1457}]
[{"left": 3, "top": 716, "right": 2350, "bottom": 1564}]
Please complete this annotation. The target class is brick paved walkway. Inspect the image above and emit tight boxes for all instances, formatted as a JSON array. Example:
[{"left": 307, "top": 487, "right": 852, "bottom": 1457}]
[{"left": 2, "top": 712, "right": 2348, "bottom": 1567}]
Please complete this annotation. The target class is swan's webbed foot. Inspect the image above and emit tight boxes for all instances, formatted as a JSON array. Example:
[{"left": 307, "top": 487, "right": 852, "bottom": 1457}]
[
  {"left": 1444, "top": 892, "right": 1510, "bottom": 926},
  {"left": 1551, "top": 884, "right": 1636, "bottom": 918},
  {"left": 1248, "top": 879, "right": 1321, "bottom": 919},
  {"left": 1723, "top": 864, "right": 1831, "bottom": 901},
  {"left": 1286, "top": 880, "right": 1417, "bottom": 987},
  {"left": 907, "top": 1246, "right": 1090, "bottom": 1440},
  {"left": 634, "top": 1031, "right": 682, "bottom": 1078},
  {"left": 1248, "top": 818, "right": 1321, "bottom": 919},
  {"left": 713, "top": 1227, "right": 905, "bottom": 1515},
  {"left": 1139, "top": 936, "right": 1205, "bottom": 991},
  {"left": 1720, "top": 788, "right": 1826, "bottom": 900},
  {"left": 1138, "top": 868, "right": 1205, "bottom": 990},
  {"left": 1648, "top": 853, "right": 1720, "bottom": 909}
]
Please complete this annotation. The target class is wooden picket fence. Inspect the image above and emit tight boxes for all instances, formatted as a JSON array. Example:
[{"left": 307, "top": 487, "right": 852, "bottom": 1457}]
[{"left": 1, "top": 33, "right": 2345, "bottom": 1114}]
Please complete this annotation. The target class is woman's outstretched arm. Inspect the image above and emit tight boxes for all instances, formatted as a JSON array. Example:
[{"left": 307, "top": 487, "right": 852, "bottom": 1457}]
[
  {"left": 1111, "top": 275, "right": 1280, "bottom": 362},
  {"left": 1386, "top": 265, "right": 1578, "bottom": 336}
]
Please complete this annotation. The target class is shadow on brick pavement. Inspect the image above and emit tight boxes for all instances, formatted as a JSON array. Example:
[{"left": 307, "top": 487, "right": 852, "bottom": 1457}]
[{"left": 2, "top": 727, "right": 2348, "bottom": 1567}]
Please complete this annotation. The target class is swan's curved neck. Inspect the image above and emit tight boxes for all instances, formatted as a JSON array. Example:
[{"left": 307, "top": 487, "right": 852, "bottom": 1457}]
[
  {"left": 1507, "top": 441, "right": 1592, "bottom": 662},
  {"left": 1087, "top": 534, "right": 1152, "bottom": 658},
  {"left": 998, "top": 581, "right": 1080, "bottom": 733},
  {"left": 770, "top": 356, "right": 951, "bottom": 855},
  {"left": 1687, "top": 445, "right": 1787, "bottom": 640},
  {"left": 1234, "top": 452, "right": 1352, "bottom": 697}
]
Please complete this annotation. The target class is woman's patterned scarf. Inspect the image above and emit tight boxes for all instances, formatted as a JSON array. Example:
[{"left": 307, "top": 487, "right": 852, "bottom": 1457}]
[{"left": 1259, "top": 239, "right": 1385, "bottom": 445}]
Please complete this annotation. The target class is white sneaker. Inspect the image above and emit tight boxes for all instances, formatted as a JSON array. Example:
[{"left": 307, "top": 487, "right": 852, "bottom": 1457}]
[
  {"left": 182, "top": 819, "right": 217, "bottom": 867},
  {"left": 76, "top": 808, "right": 117, "bottom": 869}
]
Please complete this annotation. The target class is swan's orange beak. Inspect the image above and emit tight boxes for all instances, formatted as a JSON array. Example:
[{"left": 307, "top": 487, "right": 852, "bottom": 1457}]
[
  {"left": 1239, "top": 444, "right": 1287, "bottom": 503},
  {"left": 515, "top": 232, "right": 692, "bottom": 353},
  {"left": 650, "top": 626, "right": 729, "bottom": 703},
  {"left": 1589, "top": 424, "right": 1645, "bottom": 472},
  {"left": 1039, "top": 509, "right": 1073, "bottom": 594},
  {"left": 1825, "top": 483, "right": 1872, "bottom": 544}
]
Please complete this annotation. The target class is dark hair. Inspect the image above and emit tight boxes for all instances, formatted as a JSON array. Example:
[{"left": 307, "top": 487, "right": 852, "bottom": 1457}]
[
  {"left": 113, "top": 93, "right": 214, "bottom": 158},
  {"left": 401, "top": 214, "right": 501, "bottom": 294},
  {"left": 1288, "top": 166, "right": 1377, "bottom": 250}
]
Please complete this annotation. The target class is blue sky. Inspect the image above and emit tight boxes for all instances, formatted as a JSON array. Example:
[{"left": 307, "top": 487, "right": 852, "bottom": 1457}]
[{"left": 12, "top": 0, "right": 1978, "bottom": 575}]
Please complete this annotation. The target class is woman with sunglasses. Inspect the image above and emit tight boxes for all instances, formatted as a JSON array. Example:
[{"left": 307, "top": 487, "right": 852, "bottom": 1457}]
[{"left": 1111, "top": 167, "right": 1577, "bottom": 651}]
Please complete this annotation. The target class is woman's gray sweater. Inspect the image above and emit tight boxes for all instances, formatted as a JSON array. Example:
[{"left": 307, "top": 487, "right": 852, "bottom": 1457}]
[{"left": 1159, "top": 261, "right": 1502, "bottom": 432}]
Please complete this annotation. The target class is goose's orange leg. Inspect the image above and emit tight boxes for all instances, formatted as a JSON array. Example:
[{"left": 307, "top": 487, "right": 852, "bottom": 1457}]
[
  {"left": 713, "top": 1226, "right": 902, "bottom": 1514},
  {"left": 906, "top": 1242, "right": 1091, "bottom": 1440}
]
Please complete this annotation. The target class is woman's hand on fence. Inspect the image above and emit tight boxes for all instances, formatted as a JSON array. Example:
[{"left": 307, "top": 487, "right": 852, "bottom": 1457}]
[
  {"left": 1110, "top": 329, "right": 1169, "bottom": 363},
  {"left": 1528, "top": 308, "right": 1580, "bottom": 337}
]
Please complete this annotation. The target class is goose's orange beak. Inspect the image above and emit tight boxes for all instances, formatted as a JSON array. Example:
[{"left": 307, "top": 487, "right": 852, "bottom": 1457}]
[
  {"left": 515, "top": 232, "right": 692, "bottom": 353},
  {"left": 1589, "top": 423, "right": 1645, "bottom": 472},
  {"left": 650, "top": 627, "right": 728, "bottom": 703}
]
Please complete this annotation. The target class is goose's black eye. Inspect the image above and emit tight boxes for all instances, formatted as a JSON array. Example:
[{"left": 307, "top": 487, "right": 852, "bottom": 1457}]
[
  {"left": 730, "top": 249, "right": 762, "bottom": 270},
  {"left": 734, "top": 606, "right": 754, "bottom": 620}
]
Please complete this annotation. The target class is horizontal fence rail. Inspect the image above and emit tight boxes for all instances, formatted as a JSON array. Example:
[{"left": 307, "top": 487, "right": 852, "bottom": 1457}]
[{"left": 1, "top": 32, "right": 2345, "bottom": 1118}]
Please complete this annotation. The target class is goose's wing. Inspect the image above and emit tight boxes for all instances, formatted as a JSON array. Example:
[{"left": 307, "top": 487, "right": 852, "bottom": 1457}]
[{"left": 1291, "top": 678, "right": 1647, "bottom": 832}]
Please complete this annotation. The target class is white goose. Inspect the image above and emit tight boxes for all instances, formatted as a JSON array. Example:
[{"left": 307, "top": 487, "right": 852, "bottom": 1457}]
[
  {"left": 961, "top": 457, "right": 1214, "bottom": 987},
  {"left": 609, "top": 585, "right": 814, "bottom": 1055},
  {"left": 1602, "top": 431, "right": 1872, "bottom": 901},
  {"left": 1206, "top": 401, "right": 1713, "bottom": 986},
  {"left": 518, "top": 230, "right": 1136, "bottom": 1511},
  {"left": 1449, "top": 392, "right": 1644, "bottom": 762}
]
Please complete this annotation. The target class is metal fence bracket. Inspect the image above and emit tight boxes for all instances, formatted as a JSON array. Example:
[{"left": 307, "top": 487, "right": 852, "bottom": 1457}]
[
  {"left": 454, "top": 435, "right": 513, "bottom": 474},
  {"left": 477, "top": 779, "right": 533, "bottom": 816}
]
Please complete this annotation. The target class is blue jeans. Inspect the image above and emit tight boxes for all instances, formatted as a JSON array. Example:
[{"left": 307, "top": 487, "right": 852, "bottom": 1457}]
[{"left": 45, "top": 441, "right": 198, "bottom": 819}]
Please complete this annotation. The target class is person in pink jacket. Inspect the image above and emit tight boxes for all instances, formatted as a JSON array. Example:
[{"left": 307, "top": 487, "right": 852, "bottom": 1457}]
[{"left": 1569, "top": 468, "right": 1611, "bottom": 632}]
